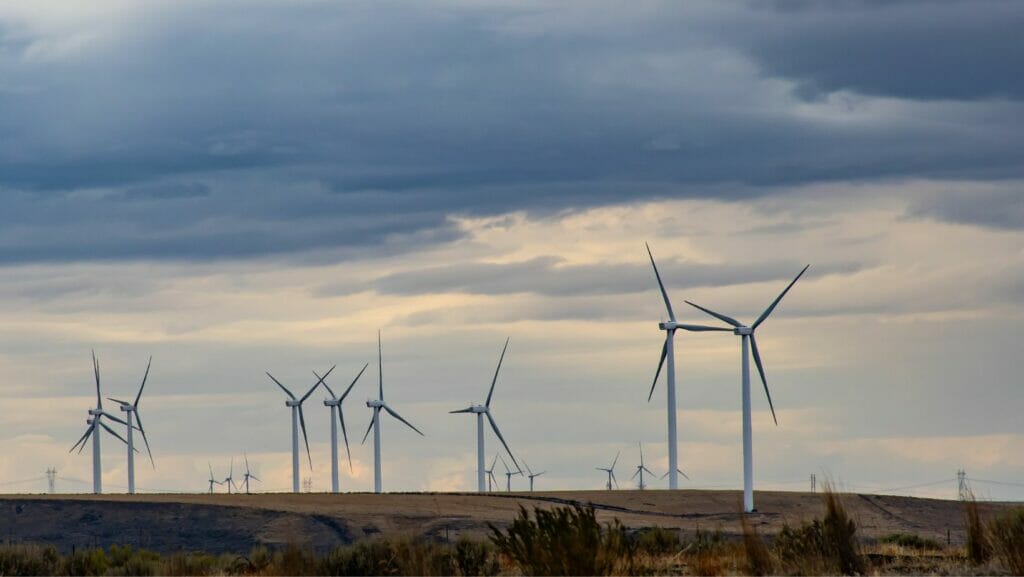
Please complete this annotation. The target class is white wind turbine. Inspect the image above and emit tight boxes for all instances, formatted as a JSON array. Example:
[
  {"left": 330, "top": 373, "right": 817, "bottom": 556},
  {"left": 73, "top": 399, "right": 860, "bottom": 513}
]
[
  {"left": 485, "top": 455, "right": 499, "bottom": 492},
  {"left": 500, "top": 455, "right": 522, "bottom": 492},
  {"left": 70, "top": 351, "right": 133, "bottom": 494},
  {"left": 631, "top": 443, "right": 655, "bottom": 490},
  {"left": 222, "top": 458, "right": 238, "bottom": 494},
  {"left": 684, "top": 264, "right": 809, "bottom": 512},
  {"left": 645, "top": 244, "right": 732, "bottom": 490},
  {"left": 241, "top": 453, "right": 260, "bottom": 495},
  {"left": 596, "top": 451, "right": 620, "bottom": 490},
  {"left": 266, "top": 365, "right": 335, "bottom": 493},
  {"left": 523, "top": 460, "right": 545, "bottom": 492},
  {"left": 107, "top": 357, "right": 155, "bottom": 495},
  {"left": 319, "top": 363, "right": 367, "bottom": 493},
  {"left": 207, "top": 463, "right": 222, "bottom": 494},
  {"left": 450, "top": 338, "right": 520, "bottom": 492},
  {"left": 361, "top": 332, "right": 424, "bottom": 494}
]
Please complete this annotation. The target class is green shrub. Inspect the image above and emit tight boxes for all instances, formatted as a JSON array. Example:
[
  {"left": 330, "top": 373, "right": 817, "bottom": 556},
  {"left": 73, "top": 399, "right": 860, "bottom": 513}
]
[
  {"left": 989, "top": 507, "right": 1024, "bottom": 575},
  {"left": 820, "top": 486, "right": 864, "bottom": 575},
  {"left": 682, "top": 527, "right": 727, "bottom": 556},
  {"left": 489, "top": 504, "right": 636, "bottom": 575},
  {"left": 0, "top": 544, "right": 61, "bottom": 576},
  {"left": 962, "top": 489, "right": 991, "bottom": 565},
  {"left": 774, "top": 485, "right": 864, "bottom": 575},
  {"left": 878, "top": 533, "right": 943, "bottom": 551},
  {"left": 452, "top": 537, "right": 499, "bottom": 576},
  {"left": 61, "top": 548, "right": 109, "bottom": 576},
  {"left": 635, "top": 526, "right": 681, "bottom": 555}
]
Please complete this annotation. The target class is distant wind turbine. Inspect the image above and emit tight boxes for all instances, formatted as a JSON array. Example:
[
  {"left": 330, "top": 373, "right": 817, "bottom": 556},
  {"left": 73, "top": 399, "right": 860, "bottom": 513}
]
[
  {"left": 266, "top": 365, "right": 334, "bottom": 493},
  {"left": 223, "top": 458, "right": 238, "bottom": 494},
  {"left": 484, "top": 455, "right": 499, "bottom": 492},
  {"left": 499, "top": 455, "right": 522, "bottom": 492},
  {"left": 107, "top": 356, "right": 155, "bottom": 495},
  {"left": 685, "top": 264, "right": 809, "bottom": 512},
  {"left": 207, "top": 463, "right": 222, "bottom": 494},
  {"left": 596, "top": 451, "right": 620, "bottom": 490},
  {"left": 631, "top": 443, "right": 655, "bottom": 490},
  {"left": 523, "top": 460, "right": 545, "bottom": 492},
  {"left": 450, "top": 338, "right": 520, "bottom": 492},
  {"left": 242, "top": 453, "right": 260, "bottom": 495},
  {"left": 320, "top": 363, "right": 367, "bottom": 493},
  {"left": 69, "top": 351, "right": 133, "bottom": 494},
  {"left": 362, "top": 332, "right": 424, "bottom": 493},
  {"left": 646, "top": 244, "right": 732, "bottom": 491}
]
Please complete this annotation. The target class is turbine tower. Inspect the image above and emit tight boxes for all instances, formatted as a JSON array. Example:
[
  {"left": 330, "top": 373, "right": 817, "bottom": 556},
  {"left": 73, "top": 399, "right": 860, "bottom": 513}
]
[
  {"left": 484, "top": 455, "right": 499, "bottom": 492},
  {"left": 108, "top": 356, "right": 155, "bottom": 494},
  {"left": 631, "top": 443, "right": 654, "bottom": 490},
  {"left": 500, "top": 455, "right": 522, "bottom": 492},
  {"left": 685, "top": 264, "right": 809, "bottom": 512},
  {"left": 69, "top": 351, "right": 132, "bottom": 494},
  {"left": 450, "top": 338, "right": 520, "bottom": 492},
  {"left": 361, "top": 331, "right": 424, "bottom": 493},
  {"left": 646, "top": 244, "right": 732, "bottom": 491},
  {"left": 266, "top": 365, "right": 334, "bottom": 493},
  {"left": 320, "top": 363, "right": 367, "bottom": 493},
  {"left": 242, "top": 453, "right": 260, "bottom": 494},
  {"left": 523, "top": 460, "right": 545, "bottom": 492},
  {"left": 222, "top": 458, "right": 237, "bottom": 494},
  {"left": 596, "top": 451, "right": 620, "bottom": 490}
]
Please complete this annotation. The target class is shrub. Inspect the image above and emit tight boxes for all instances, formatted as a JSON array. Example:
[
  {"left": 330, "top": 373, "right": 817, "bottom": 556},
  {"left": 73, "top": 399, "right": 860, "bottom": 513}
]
[
  {"left": 61, "top": 547, "right": 109, "bottom": 576},
  {"left": 489, "top": 504, "right": 636, "bottom": 575},
  {"left": 989, "top": 507, "right": 1024, "bottom": 575},
  {"left": 741, "top": 515, "right": 774, "bottom": 576},
  {"left": 962, "top": 489, "right": 991, "bottom": 565},
  {"left": 0, "top": 544, "right": 61, "bottom": 576},
  {"left": 878, "top": 533, "right": 943, "bottom": 551},
  {"left": 452, "top": 537, "right": 500, "bottom": 576},
  {"left": 774, "top": 484, "right": 864, "bottom": 575},
  {"left": 635, "top": 526, "right": 681, "bottom": 555}
]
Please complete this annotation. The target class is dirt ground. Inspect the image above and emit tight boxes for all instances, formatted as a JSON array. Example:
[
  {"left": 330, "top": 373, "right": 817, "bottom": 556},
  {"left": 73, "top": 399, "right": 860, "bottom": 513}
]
[{"left": 0, "top": 490, "right": 1014, "bottom": 554}]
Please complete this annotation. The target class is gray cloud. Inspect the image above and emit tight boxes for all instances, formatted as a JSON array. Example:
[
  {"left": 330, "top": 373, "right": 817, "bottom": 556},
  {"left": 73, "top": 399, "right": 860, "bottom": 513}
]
[{"left": 909, "top": 190, "right": 1024, "bottom": 230}]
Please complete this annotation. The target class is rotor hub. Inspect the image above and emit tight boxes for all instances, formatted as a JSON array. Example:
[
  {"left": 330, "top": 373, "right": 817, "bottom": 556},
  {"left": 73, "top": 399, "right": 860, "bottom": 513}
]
[
  {"left": 367, "top": 399, "right": 384, "bottom": 408},
  {"left": 734, "top": 326, "right": 753, "bottom": 336},
  {"left": 285, "top": 400, "right": 301, "bottom": 407},
  {"left": 323, "top": 398, "right": 340, "bottom": 407}
]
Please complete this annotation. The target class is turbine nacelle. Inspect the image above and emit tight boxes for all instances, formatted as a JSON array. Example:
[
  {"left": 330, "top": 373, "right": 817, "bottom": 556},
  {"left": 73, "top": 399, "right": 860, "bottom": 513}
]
[
  {"left": 88, "top": 408, "right": 102, "bottom": 416},
  {"left": 734, "top": 326, "right": 753, "bottom": 336},
  {"left": 285, "top": 399, "right": 302, "bottom": 408},
  {"left": 367, "top": 399, "right": 385, "bottom": 408},
  {"left": 323, "top": 398, "right": 341, "bottom": 407}
]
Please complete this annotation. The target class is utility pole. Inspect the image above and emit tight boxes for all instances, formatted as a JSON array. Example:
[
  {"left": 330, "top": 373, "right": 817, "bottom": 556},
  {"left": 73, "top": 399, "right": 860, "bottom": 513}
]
[
  {"left": 46, "top": 468, "right": 57, "bottom": 494},
  {"left": 302, "top": 477, "right": 313, "bottom": 493},
  {"left": 957, "top": 469, "right": 967, "bottom": 500},
  {"left": 810, "top": 473, "right": 816, "bottom": 493}
]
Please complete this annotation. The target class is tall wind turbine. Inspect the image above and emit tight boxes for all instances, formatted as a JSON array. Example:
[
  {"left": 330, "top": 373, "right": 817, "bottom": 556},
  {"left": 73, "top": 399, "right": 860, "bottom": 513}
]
[
  {"left": 223, "top": 458, "right": 237, "bottom": 494},
  {"left": 596, "top": 451, "right": 620, "bottom": 490},
  {"left": 362, "top": 332, "right": 424, "bottom": 493},
  {"left": 500, "top": 455, "right": 522, "bottom": 492},
  {"left": 241, "top": 453, "right": 260, "bottom": 495},
  {"left": 485, "top": 455, "right": 499, "bottom": 492},
  {"left": 320, "top": 363, "right": 367, "bottom": 493},
  {"left": 207, "top": 463, "right": 222, "bottom": 494},
  {"left": 107, "top": 356, "right": 155, "bottom": 495},
  {"left": 631, "top": 443, "right": 655, "bottom": 490},
  {"left": 266, "top": 366, "right": 334, "bottom": 493},
  {"left": 646, "top": 244, "right": 732, "bottom": 490},
  {"left": 450, "top": 338, "right": 520, "bottom": 492},
  {"left": 523, "top": 460, "right": 545, "bottom": 492},
  {"left": 69, "top": 351, "right": 132, "bottom": 494},
  {"left": 685, "top": 264, "right": 809, "bottom": 512}
]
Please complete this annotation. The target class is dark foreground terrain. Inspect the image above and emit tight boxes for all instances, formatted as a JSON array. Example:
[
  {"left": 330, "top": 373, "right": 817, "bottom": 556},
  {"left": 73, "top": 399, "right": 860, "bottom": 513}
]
[{"left": 0, "top": 490, "right": 1010, "bottom": 555}]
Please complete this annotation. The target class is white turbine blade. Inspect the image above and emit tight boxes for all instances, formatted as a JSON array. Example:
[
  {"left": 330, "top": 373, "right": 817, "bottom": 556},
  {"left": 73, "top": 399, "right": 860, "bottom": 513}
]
[
  {"left": 611, "top": 450, "right": 620, "bottom": 470},
  {"left": 266, "top": 372, "right": 296, "bottom": 400},
  {"left": 250, "top": 474, "right": 261, "bottom": 482},
  {"left": 339, "top": 407, "right": 353, "bottom": 472},
  {"left": 536, "top": 471, "right": 546, "bottom": 477},
  {"left": 377, "top": 330, "right": 384, "bottom": 401},
  {"left": 642, "top": 466, "right": 655, "bottom": 476},
  {"left": 499, "top": 454, "right": 510, "bottom": 474},
  {"left": 92, "top": 350, "right": 103, "bottom": 410},
  {"left": 449, "top": 406, "right": 475, "bottom": 414},
  {"left": 134, "top": 410, "right": 156, "bottom": 467},
  {"left": 361, "top": 408, "right": 378, "bottom": 444},
  {"left": 339, "top": 363, "right": 369, "bottom": 401},
  {"left": 302, "top": 364, "right": 336, "bottom": 403},
  {"left": 100, "top": 421, "right": 130, "bottom": 446},
  {"left": 107, "top": 397, "right": 131, "bottom": 406},
  {"left": 749, "top": 334, "right": 779, "bottom": 425},
  {"left": 683, "top": 300, "right": 741, "bottom": 327},
  {"left": 70, "top": 424, "right": 95, "bottom": 453},
  {"left": 631, "top": 468, "right": 640, "bottom": 480},
  {"left": 645, "top": 243, "right": 676, "bottom": 322},
  {"left": 486, "top": 411, "right": 519, "bottom": 470},
  {"left": 134, "top": 356, "right": 152, "bottom": 407},
  {"left": 752, "top": 264, "right": 810, "bottom": 330},
  {"left": 612, "top": 471, "right": 619, "bottom": 489},
  {"left": 679, "top": 468, "right": 690, "bottom": 480},
  {"left": 383, "top": 404, "right": 424, "bottom": 436},
  {"left": 485, "top": 337, "right": 510, "bottom": 408},
  {"left": 675, "top": 324, "right": 734, "bottom": 332},
  {"left": 648, "top": 336, "right": 668, "bottom": 402},
  {"left": 298, "top": 406, "right": 313, "bottom": 468},
  {"left": 100, "top": 410, "right": 129, "bottom": 427}
]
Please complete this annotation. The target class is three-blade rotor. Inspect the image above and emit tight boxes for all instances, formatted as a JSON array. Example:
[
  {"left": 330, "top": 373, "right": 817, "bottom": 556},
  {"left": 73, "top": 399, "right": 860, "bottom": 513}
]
[
  {"left": 107, "top": 356, "right": 156, "bottom": 467},
  {"left": 321, "top": 363, "right": 368, "bottom": 472},
  {"left": 70, "top": 351, "right": 135, "bottom": 454},
  {"left": 450, "top": 338, "right": 520, "bottom": 471},
  {"left": 362, "top": 332, "right": 425, "bottom": 444},
  {"left": 267, "top": 364, "right": 336, "bottom": 468}
]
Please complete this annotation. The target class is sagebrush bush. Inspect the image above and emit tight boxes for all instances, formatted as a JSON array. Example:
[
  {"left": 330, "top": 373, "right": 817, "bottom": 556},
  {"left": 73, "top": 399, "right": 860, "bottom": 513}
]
[
  {"left": 741, "top": 515, "right": 774, "bottom": 576},
  {"left": 878, "top": 532, "right": 943, "bottom": 551},
  {"left": 0, "top": 544, "right": 61, "bottom": 576},
  {"left": 774, "top": 484, "right": 864, "bottom": 575},
  {"left": 962, "top": 489, "right": 992, "bottom": 565},
  {"left": 635, "top": 526, "right": 681, "bottom": 555},
  {"left": 989, "top": 506, "right": 1024, "bottom": 575}
]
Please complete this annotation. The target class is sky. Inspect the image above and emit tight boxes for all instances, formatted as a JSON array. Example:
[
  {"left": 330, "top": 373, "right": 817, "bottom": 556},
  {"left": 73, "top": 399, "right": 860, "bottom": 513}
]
[{"left": 0, "top": 0, "right": 1022, "bottom": 500}]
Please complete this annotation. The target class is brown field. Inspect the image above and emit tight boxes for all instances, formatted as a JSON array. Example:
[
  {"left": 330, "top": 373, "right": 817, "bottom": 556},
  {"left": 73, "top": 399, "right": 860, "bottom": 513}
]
[{"left": 0, "top": 490, "right": 1014, "bottom": 554}]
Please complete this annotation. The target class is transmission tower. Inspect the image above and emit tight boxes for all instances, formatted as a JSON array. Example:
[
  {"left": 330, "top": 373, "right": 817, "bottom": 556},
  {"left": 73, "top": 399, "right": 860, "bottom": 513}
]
[
  {"left": 957, "top": 469, "right": 967, "bottom": 500},
  {"left": 302, "top": 477, "right": 313, "bottom": 493},
  {"left": 46, "top": 468, "right": 57, "bottom": 494}
]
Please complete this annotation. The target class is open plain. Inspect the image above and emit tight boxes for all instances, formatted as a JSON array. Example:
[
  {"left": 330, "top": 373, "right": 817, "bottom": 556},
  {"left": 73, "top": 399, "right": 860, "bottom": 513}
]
[{"left": 0, "top": 490, "right": 1011, "bottom": 555}]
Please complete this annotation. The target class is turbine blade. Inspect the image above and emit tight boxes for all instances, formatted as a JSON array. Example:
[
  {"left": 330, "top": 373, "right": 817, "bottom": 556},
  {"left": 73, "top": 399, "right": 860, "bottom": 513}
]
[
  {"left": 70, "top": 424, "right": 94, "bottom": 453},
  {"left": 298, "top": 406, "right": 313, "bottom": 468},
  {"left": 340, "top": 363, "right": 369, "bottom": 401},
  {"left": 361, "top": 408, "right": 377, "bottom": 444},
  {"left": 679, "top": 469, "right": 690, "bottom": 481},
  {"left": 339, "top": 407, "right": 353, "bottom": 473},
  {"left": 648, "top": 336, "right": 668, "bottom": 402},
  {"left": 100, "top": 421, "right": 130, "bottom": 446},
  {"left": 107, "top": 397, "right": 131, "bottom": 406},
  {"left": 684, "top": 300, "right": 741, "bottom": 327},
  {"left": 675, "top": 324, "right": 734, "bottom": 332},
  {"left": 449, "top": 407, "right": 475, "bottom": 414},
  {"left": 92, "top": 351, "right": 103, "bottom": 410},
  {"left": 383, "top": 404, "right": 424, "bottom": 436},
  {"left": 611, "top": 450, "right": 620, "bottom": 470},
  {"left": 643, "top": 466, "right": 654, "bottom": 475},
  {"left": 490, "top": 454, "right": 498, "bottom": 470},
  {"left": 646, "top": 243, "right": 676, "bottom": 322},
  {"left": 320, "top": 377, "right": 337, "bottom": 399},
  {"left": 134, "top": 410, "right": 155, "bottom": 467},
  {"left": 612, "top": 472, "right": 619, "bottom": 489},
  {"left": 266, "top": 373, "right": 296, "bottom": 400},
  {"left": 486, "top": 411, "right": 519, "bottom": 471},
  {"left": 244, "top": 452, "right": 250, "bottom": 473},
  {"left": 302, "top": 364, "right": 336, "bottom": 403},
  {"left": 536, "top": 471, "right": 546, "bottom": 477},
  {"left": 100, "top": 411, "right": 129, "bottom": 427},
  {"left": 499, "top": 454, "right": 510, "bottom": 474},
  {"left": 250, "top": 474, "right": 261, "bottom": 482},
  {"left": 631, "top": 468, "right": 640, "bottom": 480},
  {"left": 134, "top": 356, "right": 152, "bottom": 407},
  {"left": 753, "top": 264, "right": 810, "bottom": 330},
  {"left": 485, "top": 337, "right": 510, "bottom": 408},
  {"left": 377, "top": 330, "right": 384, "bottom": 401},
  {"left": 749, "top": 334, "right": 778, "bottom": 426}
]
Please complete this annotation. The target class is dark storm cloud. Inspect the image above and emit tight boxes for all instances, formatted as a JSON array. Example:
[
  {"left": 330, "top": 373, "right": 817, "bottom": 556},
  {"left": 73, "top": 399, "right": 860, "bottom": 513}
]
[
  {"left": 0, "top": 1, "right": 1021, "bottom": 263},
  {"left": 908, "top": 190, "right": 1024, "bottom": 230}
]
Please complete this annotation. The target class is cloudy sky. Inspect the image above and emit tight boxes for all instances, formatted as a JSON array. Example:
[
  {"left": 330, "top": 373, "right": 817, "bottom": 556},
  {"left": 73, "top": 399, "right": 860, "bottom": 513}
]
[{"left": 1, "top": 1, "right": 1022, "bottom": 500}]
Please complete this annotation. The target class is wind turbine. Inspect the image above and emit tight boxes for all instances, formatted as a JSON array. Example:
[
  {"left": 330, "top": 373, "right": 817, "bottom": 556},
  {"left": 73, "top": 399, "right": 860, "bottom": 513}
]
[
  {"left": 499, "top": 455, "right": 522, "bottom": 492},
  {"left": 661, "top": 468, "right": 690, "bottom": 482},
  {"left": 523, "top": 460, "right": 545, "bottom": 492},
  {"left": 69, "top": 351, "right": 132, "bottom": 494},
  {"left": 596, "top": 451, "right": 620, "bottom": 490},
  {"left": 646, "top": 244, "right": 733, "bottom": 491},
  {"left": 485, "top": 455, "right": 499, "bottom": 492},
  {"left": 222, "top": 458, "right": 237, "bottom": 494},
  {"left": 685, "top": 264, "right": 809, "bottom": 512},
  {"left": 241, "top": 453, "right": 260, "bottom": 495},
  {"left": 266, "top": 365, "right": 335, "bottom": 493},
  {"left": 207, "top": 462, "right": 222, "bottom": 494},
  {"left": 107, "top": 356, "right": 155, "bottom": 495},
  {"left": 631, "top": 443, "right": 655, "bottom": 490},
  {"left": 320, "top": 363, "right": 367, "bottom": 493},
  {"left": 450, "top": 338, "right": 520, "bottom": 492},
  {"left": 361, "top": 332, "right": 424, "bottom": 493}
]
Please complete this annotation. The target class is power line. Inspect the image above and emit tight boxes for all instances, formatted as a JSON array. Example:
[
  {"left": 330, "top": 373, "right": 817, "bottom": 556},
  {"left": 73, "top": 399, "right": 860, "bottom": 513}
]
[{"left": 967, "top": 477, "right": 1024, "bottom": 489}]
